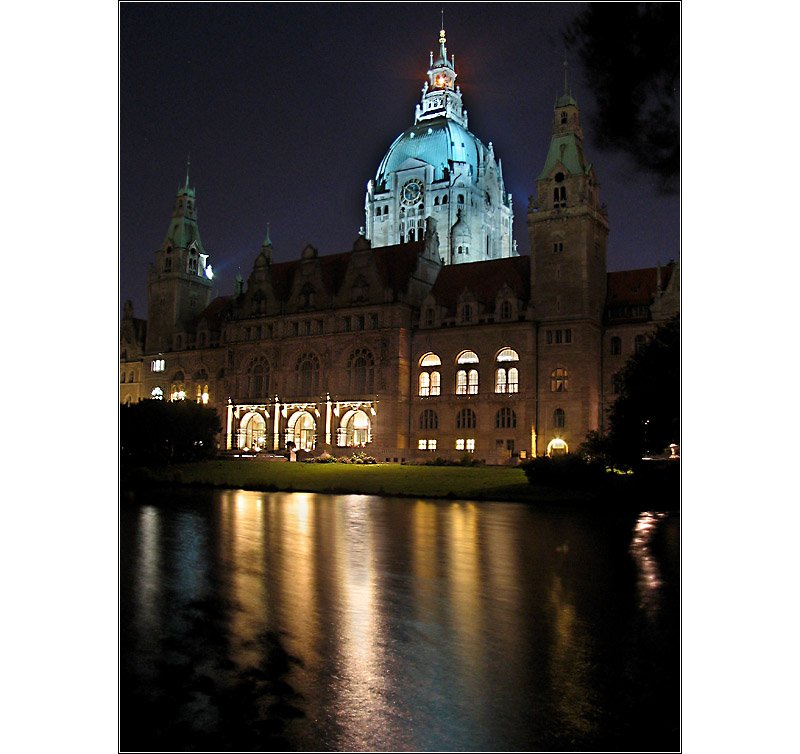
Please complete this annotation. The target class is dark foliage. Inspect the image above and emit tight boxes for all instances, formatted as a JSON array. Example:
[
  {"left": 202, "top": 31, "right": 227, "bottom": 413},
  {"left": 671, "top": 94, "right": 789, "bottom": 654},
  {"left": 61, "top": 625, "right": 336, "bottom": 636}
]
[
  {"left": 607, "top": 315, "right": 680, "bottom": 463},
  {"left": 565, "top": 3, "right": 679, "bottom": 193},
  {"left": 522, "top": 453, "right": 606, "bottom": 489},
  {"left": 120, "top": 399, "right": 222, "bottom": 463}
]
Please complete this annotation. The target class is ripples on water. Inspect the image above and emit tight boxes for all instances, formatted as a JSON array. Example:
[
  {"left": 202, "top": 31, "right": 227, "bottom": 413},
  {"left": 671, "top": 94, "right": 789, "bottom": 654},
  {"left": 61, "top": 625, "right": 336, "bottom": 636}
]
[{"left": 120, "top": 489, "right": 679, "bottom": 751}]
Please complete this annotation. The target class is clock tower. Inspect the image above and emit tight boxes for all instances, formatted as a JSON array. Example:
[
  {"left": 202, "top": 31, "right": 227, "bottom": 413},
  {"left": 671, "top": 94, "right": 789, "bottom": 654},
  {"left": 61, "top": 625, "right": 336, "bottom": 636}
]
[{"left": 365, "top": 26, "right": 515, "bottom": 263}]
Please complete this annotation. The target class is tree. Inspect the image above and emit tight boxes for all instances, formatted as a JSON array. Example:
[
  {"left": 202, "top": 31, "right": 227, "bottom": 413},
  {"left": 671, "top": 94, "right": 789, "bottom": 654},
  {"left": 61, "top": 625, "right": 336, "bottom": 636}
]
[
  {"left": 565, "top": 3, "right": 679, "bottom": 193},
  {"left": 607, "top": 315, "right": 680, "bottom": 463},
  {"left": 121, "top": 399, "right": 222, "bottom": 463}
]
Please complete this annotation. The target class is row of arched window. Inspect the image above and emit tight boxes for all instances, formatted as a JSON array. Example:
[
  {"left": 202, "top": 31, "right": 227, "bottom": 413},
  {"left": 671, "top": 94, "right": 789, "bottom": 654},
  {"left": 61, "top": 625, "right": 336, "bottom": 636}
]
[
  {"left": 240, "top": 349, "right": 377, "bottom": 398},
  {"left": 419, "top": 349, "right": 521, "bottom": 396},
  {"left": 120, "top": 370, "right": 137, "bottom": 383}
]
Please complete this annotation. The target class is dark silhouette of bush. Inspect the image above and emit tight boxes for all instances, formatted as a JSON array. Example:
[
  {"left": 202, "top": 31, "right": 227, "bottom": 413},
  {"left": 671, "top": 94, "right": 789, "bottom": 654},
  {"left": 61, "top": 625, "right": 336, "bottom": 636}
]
[
  {"left": 522, "top": 454, "right": 605, "bottom": 489},
  {"left": 121, "top": 399, "right": 221, "bottom": 464}
]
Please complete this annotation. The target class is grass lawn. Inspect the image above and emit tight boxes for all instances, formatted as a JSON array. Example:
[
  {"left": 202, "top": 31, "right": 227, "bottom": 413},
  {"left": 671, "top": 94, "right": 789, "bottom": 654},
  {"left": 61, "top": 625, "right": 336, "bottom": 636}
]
[{"left": 125, "top": 459, "right": 590, "bottom": 503}]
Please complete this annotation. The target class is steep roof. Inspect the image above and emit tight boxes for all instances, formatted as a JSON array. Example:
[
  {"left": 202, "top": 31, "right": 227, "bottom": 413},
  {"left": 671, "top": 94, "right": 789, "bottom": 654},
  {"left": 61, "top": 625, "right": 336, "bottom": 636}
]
[
  {"left": 606, "top": 264, "right": 675, "bottom": 306},
  {"left": 430, "top": 255, "right": 530, "bottom": 315}
]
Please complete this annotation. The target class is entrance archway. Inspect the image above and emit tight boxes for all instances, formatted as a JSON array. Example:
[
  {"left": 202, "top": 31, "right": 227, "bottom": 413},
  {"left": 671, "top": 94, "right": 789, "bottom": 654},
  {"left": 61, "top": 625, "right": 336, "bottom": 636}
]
[
  {"left": 288, "top": 411, "right": 317, "bottom": 451},
  {"left": 337, "top": 409, "right": 372, "bottom": 447},
  {"left": 546, "top": 438, "right": 569, "bottom": 456},
  {"left": 240, "top": 411, "right": 267, "bottom": 451}
]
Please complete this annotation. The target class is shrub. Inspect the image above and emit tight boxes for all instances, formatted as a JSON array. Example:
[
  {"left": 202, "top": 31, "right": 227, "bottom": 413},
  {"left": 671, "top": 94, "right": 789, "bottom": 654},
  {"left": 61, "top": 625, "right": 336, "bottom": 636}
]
[{"left": 522, "top": 454, "right": 605, "bottom": 488}]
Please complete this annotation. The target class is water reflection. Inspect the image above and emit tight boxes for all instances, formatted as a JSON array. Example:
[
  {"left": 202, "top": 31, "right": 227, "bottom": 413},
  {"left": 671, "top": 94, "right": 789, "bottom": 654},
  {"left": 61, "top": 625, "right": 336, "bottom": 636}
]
[
  {"left": 121, "top": 490, "right": 679, "bottom": 751},
  {"left": 631, "top": 510, "right": 668, "bottom": 618}
]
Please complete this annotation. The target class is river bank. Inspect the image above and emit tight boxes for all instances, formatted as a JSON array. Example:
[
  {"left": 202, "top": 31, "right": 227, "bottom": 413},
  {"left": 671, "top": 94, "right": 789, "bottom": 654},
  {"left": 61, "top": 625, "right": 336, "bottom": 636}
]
[{"left": 121, "top": 457, "right": 679, "bottom": 509}]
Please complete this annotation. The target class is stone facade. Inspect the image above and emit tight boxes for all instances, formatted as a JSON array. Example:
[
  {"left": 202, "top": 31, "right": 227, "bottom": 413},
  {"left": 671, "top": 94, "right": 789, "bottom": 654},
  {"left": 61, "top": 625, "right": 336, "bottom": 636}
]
[{"left": 120, "top": 31, "right": 679, "bottom": 463}]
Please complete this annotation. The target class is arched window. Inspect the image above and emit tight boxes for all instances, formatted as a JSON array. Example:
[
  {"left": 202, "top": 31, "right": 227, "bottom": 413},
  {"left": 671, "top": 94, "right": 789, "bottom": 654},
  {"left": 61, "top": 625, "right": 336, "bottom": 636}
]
[
  {"left": 456, "top": 408, "right": 476, "bottom": 430},
  {"left": 550, "top": 367, "right": 568, "bottom": 392},
  {"left": 553, "top": 408, "right": 566, "bottom": 428},
  {"left": 300, "top": 283, "right": 315, "bottom": 309},
  {"left": 424, "top": 307, "right": 435, "bottom": 326},
  {"left": 420, "top": 409, "right": 438, "bottom": 430},
  {"left": 246, "top": 357, "right": 270, "bottom": 398},
  {"left": 296, "top": 352, "right": 320, "bottom": 395},
  {"left": 129, "top": 371, "right": 135, "bottom": 383},
  {"left": 553, "top": 186, "right": 566, "bottom": 208},
  {"left": 164, "top": 253, "right": 172, "bottom": 272},
  {"left": 457, "top": 194, "right": 464, "bottom": 205},
  {"left": 456, "top": 350, "right": 479, "bottom": 395},
  {"left": 460, "top": 303, "right": 473, "bottom": 323},
  {"left": 495, "top": 348, "right": 520, "bottom": 393},
  {"left": 560, "top": 111, "right": 568, "bottom": 124},
  {"left": 495, "top": 407, "right": 517, "bottom": 429},
  {"left": 611, "top": 336, "right": 622, "bottom": 355},
  {"left": 419, "top": 353, "right": 441, "bottom": 396},
  {"left": 349, "top": 348, "right": 375, "bottom": 393},
  {"left": 635, "top": 334, "right": 647, "bottom": 355},
  {"left": 500, "top": 300, "right": 513, "bottom": 320},
  {"left": 441, "top": 194, "right": 448, "bottom": 204},
  {"left": 375, "top": 206, "right": 382, "bottom": 216},
  {"left": 408, "top": 228, "right": 416, "bottom": 242},
  {"left": 120, "top": 372, "right": 126, "bottom": 384},
  {"left": 434, "top": 196, "right": 440, "bottom": 206}
]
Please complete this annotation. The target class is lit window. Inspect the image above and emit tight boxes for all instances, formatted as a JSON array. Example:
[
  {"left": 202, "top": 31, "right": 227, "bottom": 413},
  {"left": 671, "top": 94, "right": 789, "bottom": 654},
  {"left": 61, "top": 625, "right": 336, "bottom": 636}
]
[
  {"left": 418, "top": 439, "right": 427, "bottom": 450},
  {"left": 551, "top": 367, "right": 568, "bottom": 392},
  {"left": 466, "top": 439, "right": 475, "bottom": 452},
  {"left": 151, "top": 387, "right": 163, "bottom": 400},
  {"left": 554, "top": 408, "right": 566, "bottom": 428},
  {"left": 456, "top": 438, "right": 465, "bottom": 450},
  {"left": 456, "top": 370, "right": 468, "bottom": 394},
  {"left": 419, "top": 353, "right": 441, "bottom": 396},
  {"left": 151, "top": 359, "right": 165, "bottom": 373},
  {"left": 468, "top": 369, "right": 479, "bottom": 394},
  {"left": 495, "top": 349, "right": 519, "bottom": 393}
]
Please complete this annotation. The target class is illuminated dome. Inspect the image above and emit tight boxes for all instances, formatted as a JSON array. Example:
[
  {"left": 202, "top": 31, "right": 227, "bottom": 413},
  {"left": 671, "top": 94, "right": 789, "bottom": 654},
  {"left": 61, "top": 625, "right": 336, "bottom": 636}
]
[
  {"left": 375, "top": 116, "right": 486, "bottom": 189},
  {"left": 364, "top": 26, "right": 515, "bottom": 264}
]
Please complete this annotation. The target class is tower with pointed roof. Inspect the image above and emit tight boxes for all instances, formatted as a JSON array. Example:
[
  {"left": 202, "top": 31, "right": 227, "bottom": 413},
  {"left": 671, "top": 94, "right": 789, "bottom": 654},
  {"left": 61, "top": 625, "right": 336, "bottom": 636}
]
[
  {"left": 527, "top": 73, "right": 610, "bottom": 444},
  {"left": 365, "top": 25, "right": 514, "bottom": 263},
  {"left": 145, "top": 169, "right": 215, "bottom": 353}
]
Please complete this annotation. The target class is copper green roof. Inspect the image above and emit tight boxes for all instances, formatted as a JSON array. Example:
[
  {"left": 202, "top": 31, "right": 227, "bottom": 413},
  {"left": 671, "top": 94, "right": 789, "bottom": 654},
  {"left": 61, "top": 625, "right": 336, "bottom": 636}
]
[{"left": 537, "top": 133, "right": 590, "bottom": 180}]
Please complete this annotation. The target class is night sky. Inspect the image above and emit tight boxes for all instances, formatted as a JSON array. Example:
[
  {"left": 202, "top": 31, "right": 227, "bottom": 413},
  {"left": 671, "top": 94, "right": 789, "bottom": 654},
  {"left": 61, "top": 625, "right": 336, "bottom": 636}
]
[{"left": 120, "top": 1, "right": 680, "bottom": 317}]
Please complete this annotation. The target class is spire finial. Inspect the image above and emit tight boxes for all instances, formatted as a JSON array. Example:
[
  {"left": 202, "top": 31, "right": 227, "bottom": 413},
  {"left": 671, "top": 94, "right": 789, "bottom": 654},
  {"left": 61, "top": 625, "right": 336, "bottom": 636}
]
[
  {"left": 563, "top": 51, "right": 569, "bottom": 97},
  {"left": 185, "top": 154, "right": 191, "bottom": 189},
  {"left": 263, "top": 222, "right": 272, "bottom": 247}
]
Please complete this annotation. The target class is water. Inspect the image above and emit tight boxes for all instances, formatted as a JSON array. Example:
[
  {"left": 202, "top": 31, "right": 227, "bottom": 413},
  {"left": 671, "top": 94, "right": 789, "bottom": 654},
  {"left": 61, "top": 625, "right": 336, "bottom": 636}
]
[{"left": 120, "top": 488, "right": 679, "bottom": 751}]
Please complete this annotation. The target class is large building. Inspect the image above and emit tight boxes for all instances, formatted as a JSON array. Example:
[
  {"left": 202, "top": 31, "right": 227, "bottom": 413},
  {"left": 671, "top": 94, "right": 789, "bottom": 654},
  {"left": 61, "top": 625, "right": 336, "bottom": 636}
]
[{"left": 120, "top": 26, "right": 679, "bottom": 463}]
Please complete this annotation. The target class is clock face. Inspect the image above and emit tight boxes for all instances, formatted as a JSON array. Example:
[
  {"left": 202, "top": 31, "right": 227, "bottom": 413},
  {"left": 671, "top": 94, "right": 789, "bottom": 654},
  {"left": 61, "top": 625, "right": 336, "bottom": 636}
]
[{"left": 401, "top": 179, "right": 423, "bottom": 205}]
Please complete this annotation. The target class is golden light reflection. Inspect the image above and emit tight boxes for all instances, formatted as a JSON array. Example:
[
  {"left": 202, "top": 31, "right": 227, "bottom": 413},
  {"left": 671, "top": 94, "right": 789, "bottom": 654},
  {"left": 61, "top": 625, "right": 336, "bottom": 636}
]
[
  {"left": 135, "top": 506, "right": 161, "bottom": 638},
  {"left": 631, "top": 511, "right": 667, "bottom": 618},
  {"left": 547, "top": 573, "right": 594, "bottom": 736},
  {"left": 218, "top": 490, "right": 268, "bottom": 668}
]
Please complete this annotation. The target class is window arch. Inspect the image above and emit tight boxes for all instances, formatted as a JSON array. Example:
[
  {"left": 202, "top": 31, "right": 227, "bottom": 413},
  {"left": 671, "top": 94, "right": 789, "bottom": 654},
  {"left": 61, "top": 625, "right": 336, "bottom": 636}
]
[
  {"left": 349, "top": 348, "right": 375, "bottom": 393},
  {"left": 550, "top": 367, "right": 568, "bottom": 392},
  {"left": 418, "top": 353, "right": 441, "bottom": 396},
  {"left": 456, "top": 350, "right": 479, "bottom": 395},
  {"left": 495, "top": 407, "right": 517, "bottom": 429},
  {"left": 610, "top": 336, "right": 622, "bottom": 355},
  {"left": 296, "top": 352, "right": 320, "bottom": 395},
  {"left": 246, "top": 357, "right": 270, "bottom": 399},
  {"left": 495, "top": 348, "right": 520, "bottom": 394},
  {"left": 553, "top": 408, "right": 566, "bottom": 428},
  {"left": 420, "top": 409, "right": 438, "bottom": 430},
  {"left": 456, "top": 408, "right": 476, "bottom": 430}
]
